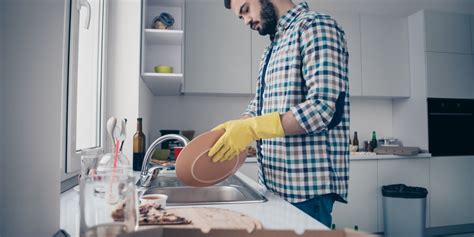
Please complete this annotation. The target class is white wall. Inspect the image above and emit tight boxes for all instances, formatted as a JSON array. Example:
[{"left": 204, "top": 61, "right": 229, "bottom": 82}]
[
  {"left": 139, "top": 80, "right": 154, "bottom": 146},
  {"left": 106, "top": 0, "right": 142, "bottom": 158},
  {"left": 350, "top": 98, "right": 393, "bottom": 144},
  {"left": 1, "top": 0, "right": 66, "bottom": 236},
  {"left": 151, "top": 95, "right": 254, "bottom": 141},
  {"left": 150, "top": 96, "right": 394, "bottom": 145},
  {"left": 392, "top": 11, "right": 430, "bottom": 151}
]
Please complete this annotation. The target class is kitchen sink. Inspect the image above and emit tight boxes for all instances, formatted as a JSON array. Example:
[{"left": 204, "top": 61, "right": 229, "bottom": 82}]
[{"left": 138, "top": 174, "right": 267, "bottom": 206}]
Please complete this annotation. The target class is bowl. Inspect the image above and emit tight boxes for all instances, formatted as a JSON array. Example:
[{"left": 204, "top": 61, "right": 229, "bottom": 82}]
[
  {"left": 154, "top": 65, "right": 174, "bottom": 74},
  {"left": 140, "top": 194, "right": 168, "bottom": 209},
  {"left": 175, "top": 129, "right": 246, "bottom": 187}
]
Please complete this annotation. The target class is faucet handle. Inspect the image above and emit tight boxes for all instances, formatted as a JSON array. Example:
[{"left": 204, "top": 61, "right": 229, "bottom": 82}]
[{"left": 140, "top": 166, "right": 162, "bottom": 187}]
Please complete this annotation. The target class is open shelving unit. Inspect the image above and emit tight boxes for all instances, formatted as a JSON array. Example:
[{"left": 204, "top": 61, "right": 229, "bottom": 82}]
[{"left": 141, "top": 0, "right": 184, "bottom": 96}]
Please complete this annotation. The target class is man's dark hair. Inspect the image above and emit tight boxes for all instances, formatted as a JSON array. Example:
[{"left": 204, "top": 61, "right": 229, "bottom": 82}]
[{"left": 224, "top": 0, "right": 231, "bottom": 9}]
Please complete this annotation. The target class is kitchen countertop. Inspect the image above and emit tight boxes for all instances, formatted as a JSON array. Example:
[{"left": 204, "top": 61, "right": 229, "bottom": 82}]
[
  {"left": 244, "top": 152, "right": 432, "bottom": 163},
  {"left": 60, "top": 172, "right": 328, "bottom": 236}
]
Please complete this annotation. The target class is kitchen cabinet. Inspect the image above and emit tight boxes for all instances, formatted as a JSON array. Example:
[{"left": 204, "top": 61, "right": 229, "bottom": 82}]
[
  {"left": 429, "top": 156, "right": 474, "bottom": 227},
  {"left": 426, "top": 52, "right": 474, "bottom": 99},
  {"left": 184, "top": 0, "right": 251, "bottom": 94},
  {"left": 140, "top": 0, "right": 184, "bottom": 95},
  {"left": 377, "top": 159, "right": 430, "bottom": 231},
  {"left": 424, "top": 11, "right": 472, "bottom": 54},
  {"left": 332, "top": 160, "right": 378, "bottom": 233},
  {"left": 360, "top": 15, "right": 410, "bottom": 97},
  {"left": 326, "top": 12, "right": 362, "bottom": 97}
]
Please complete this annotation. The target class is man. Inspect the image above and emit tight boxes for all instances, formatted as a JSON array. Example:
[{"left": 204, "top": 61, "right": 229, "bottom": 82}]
[{"left": 208, "top": 0, "right": 350, "bottom": 227}]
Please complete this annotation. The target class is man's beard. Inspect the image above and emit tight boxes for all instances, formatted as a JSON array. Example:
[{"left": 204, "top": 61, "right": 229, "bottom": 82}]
[{"left": 258, "top": 0, "right": 278, "bottom": 36}]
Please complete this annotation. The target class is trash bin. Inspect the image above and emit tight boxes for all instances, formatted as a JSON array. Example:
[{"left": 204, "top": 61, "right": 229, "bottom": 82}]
[{"left": 382, "top": 184, "right": 428, "bottom": 237}]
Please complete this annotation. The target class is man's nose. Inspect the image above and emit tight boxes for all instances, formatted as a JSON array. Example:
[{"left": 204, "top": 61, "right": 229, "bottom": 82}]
[{"left": 243, "top": 17, "right": 252, "bottom": 26}]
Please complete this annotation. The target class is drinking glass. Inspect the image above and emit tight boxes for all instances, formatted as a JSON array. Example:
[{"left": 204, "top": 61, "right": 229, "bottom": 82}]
[{"left": 79, "top": 172, "right": 138, "bottom": 237}]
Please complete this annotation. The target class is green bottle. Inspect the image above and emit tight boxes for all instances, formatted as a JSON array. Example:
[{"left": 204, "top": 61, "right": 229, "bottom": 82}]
[{"left": 370, "top": 131, "right": 378, "bottom": 152}]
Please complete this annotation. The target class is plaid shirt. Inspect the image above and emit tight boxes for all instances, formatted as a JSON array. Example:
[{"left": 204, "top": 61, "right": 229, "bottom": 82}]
[{"left": 243, "top": 2, "right": 350, "bottom": 203}]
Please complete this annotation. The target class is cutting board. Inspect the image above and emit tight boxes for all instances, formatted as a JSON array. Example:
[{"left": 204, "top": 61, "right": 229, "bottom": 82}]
[{"left": 139, "top": 207, "right": 263, "bottom": 233}]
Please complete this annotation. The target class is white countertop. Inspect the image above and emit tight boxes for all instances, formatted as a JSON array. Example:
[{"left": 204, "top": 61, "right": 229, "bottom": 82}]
[
  {"left": 60, "top": 172, "right": 327, "bottom": 237},
  {"left": 244, "top": 153, "right": 432, "bottom": 163}
]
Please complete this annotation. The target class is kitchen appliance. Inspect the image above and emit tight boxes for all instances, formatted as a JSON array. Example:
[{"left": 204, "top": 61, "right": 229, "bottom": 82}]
[{"left": 427, "top": 98, "right": 474, "bottom": 156}]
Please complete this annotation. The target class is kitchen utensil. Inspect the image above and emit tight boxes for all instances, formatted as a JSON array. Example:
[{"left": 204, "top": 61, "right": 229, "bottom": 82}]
[
  {"left": 107, "top": 117, "right": 117, "bottom": 146},
  {"left": 119, "top": 119, "right": 128, "bottom": 152},
  {"left": 113, "top": 119, "right": 127, "bottom": 143},
  {"left": 150, "top": 207, "right": 263, "bottom": 232},
  {"left": 154, "top": 65, "right": 174, "bottom": 74},
  {"left": 175, "top": 130, "right": 247, "bottom": 187}
]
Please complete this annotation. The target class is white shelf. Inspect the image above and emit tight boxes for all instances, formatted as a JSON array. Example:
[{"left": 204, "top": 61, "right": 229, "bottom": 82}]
[
  {"left": 142, "top": 73, "right": 183, "bottom": 96},
  {"left": 145, "top": 29, "right": 183, "bottom": 45}
]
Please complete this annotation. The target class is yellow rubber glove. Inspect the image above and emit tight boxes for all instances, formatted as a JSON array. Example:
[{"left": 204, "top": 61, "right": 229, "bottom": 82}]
[{"left": 208, "top": 112, "right": 285, "bottom": 162}]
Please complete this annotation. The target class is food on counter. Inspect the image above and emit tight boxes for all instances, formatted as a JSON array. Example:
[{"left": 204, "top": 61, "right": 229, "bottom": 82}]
[
  {"left": 111, "top": 202, "right": 127, "bottom": 222},
  {"left": 112, "top": 203, "right": 191, "bottom": 225},
  {"left": 139, "top": 203, "right": 191, "bottom": 225}
]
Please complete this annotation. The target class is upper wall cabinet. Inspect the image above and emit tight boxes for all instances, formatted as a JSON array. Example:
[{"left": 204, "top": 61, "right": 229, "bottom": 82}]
[
  {"left": 421, "top": 11, "right": 474, "bottom": 99},
  {"left": 184, "top": 0, "right": 251, "bottom": 94},
  {"left": 426, "top": 52, "right": 474, "bottom": 99},
  {"left": 424, "top": 11, "right": 472, "bottom": 54},
  {"left": 329, "top": 12, "right": 362, "bottom": 97},
  {"left": 361, "top": 15, "right": 410, "bottom": 97}
]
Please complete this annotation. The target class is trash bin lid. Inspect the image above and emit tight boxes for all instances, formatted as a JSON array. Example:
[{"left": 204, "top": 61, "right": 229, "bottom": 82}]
[{"left": 382, "top": 184, "right": 428, "bottom": 198}]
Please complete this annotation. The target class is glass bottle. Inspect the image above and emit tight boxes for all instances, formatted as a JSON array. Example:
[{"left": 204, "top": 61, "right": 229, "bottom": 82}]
[
  {"left": 370, "top": 131, "right": 378, "bottom": 152},
  {"left": 133, "top": 118, "right": 146, "bottom": 171},
  {"left": 353, "top": 132, "right": 359, "bottom": 152}
]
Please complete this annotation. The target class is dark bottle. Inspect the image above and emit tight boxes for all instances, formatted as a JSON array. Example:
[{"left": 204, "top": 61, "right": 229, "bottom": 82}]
[
  {"left": 133, "top": 118, "right": 146, "bottom": 171},
  {"left": 370, "top": 131, "right": 378, "bottom": 152},
  {"left": 353, "top": 132, "right": 359, "bottom": 152}
]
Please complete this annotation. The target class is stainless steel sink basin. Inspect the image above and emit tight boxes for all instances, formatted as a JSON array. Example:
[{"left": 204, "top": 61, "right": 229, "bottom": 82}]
[{"left": 138, "top": 174, "right": 267, "bottom": 206}]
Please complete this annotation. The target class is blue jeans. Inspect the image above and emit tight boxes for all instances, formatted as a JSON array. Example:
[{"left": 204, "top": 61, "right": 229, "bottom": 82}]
[{"left": 291, "top": 194, "right": 336, "bottom": 227}]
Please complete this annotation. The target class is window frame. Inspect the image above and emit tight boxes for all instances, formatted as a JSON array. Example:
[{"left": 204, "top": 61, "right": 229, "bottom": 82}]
[{"left": 61, "top": 0, "right": 108, "bottom": 186}]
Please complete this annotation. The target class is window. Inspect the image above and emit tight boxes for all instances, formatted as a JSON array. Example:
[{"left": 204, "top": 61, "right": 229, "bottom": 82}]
[{"left": 62, "top": 0, "right": 107, "bottom": 180}]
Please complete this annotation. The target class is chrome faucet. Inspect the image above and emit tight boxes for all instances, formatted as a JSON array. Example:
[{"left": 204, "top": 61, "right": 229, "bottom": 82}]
[{"left": 139, "top": 134, "right": 189, "bottom": 187}]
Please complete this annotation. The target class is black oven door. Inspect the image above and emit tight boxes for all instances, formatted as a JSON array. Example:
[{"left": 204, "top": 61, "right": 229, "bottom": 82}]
[{"left": 428, "top": 98, "right": 474, "bottom": 156}]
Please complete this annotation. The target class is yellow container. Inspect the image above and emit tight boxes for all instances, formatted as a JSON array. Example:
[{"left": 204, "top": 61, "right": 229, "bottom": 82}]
[{"left": 154, "top": 65, "right": 174, "bottom": 73}]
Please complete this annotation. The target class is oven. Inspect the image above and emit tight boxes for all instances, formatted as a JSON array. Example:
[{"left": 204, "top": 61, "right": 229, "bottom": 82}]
[{"left": 428, "top": 98, "right": 474, "bottom": 156}]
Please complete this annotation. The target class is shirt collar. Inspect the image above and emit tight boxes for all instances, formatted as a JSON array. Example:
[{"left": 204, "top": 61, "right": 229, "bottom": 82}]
[{"left": 276, "top": 2, "right": 309, "bottom": 33}]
